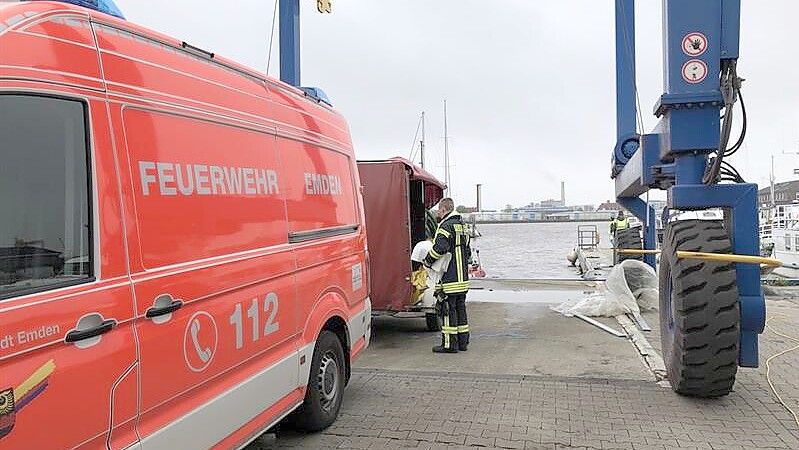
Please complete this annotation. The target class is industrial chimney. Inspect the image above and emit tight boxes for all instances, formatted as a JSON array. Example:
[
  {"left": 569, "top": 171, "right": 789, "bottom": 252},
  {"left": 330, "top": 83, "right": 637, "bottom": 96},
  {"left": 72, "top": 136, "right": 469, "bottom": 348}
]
[
  {"left": 476, "top": 184, "right": 483, "bottom": 213},
  {"left": 560, "top": 181, "right": 566, "bottom": 206}
]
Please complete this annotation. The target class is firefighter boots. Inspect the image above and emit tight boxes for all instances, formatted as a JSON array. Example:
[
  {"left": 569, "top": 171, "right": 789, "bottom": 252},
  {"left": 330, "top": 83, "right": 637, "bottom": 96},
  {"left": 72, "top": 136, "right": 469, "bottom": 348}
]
[{"left": 432, "top": 345, "right": 458, "bottom": 353}]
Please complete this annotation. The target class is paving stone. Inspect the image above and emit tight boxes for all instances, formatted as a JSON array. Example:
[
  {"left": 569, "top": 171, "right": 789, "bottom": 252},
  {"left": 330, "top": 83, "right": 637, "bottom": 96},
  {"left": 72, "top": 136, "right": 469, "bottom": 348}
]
[
  {"left": 407, "top": 431, "right": 437, "bottom": 442},
  {"left": 464, "top": 435, "right": 495, "bottom": 447},
  {"left": 249, "top": 298, "right": 799, "bottom": 450},
  {"left": 494, "top": 437, "right": 526, "bottom": 449},
  {"left": 436, "top": 433, "right": 467, "bottom": 445}
]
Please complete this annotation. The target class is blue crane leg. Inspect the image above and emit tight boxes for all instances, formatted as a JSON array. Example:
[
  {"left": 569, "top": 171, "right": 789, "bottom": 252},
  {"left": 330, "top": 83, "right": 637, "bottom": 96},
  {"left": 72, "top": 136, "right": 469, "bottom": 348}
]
[
  {"left": 279, "top": 0, "right": 301, "bottom": 86},
  {"left": 618, "top": 197, "right": 657, "bottom": 268},
  {"left": 670, "top": 184, "right": 765, "bottom": 367},
  {"left": 614, "top": 0, "right": 656, "bottom": 269},
  {"left": 615, "top": 0, "right": 636, "bottom": 140},
  {"left": 612, "top": 0, "right": 762, "bottom": 369}
]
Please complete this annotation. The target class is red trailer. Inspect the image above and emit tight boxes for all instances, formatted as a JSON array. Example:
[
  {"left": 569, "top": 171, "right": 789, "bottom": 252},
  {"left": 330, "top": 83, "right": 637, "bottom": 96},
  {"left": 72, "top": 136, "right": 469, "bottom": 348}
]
[{"left": 357, "top": 158, "right": 445, "bottom": 330}]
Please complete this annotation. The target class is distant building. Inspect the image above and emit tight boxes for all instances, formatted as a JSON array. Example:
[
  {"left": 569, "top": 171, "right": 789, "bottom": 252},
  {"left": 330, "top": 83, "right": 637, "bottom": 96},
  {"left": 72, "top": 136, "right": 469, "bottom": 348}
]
[
  {"left": 758, "top": 181, "right": 799, "bottom": 208},
  {"left": 597, "top": 200, "right": 622, "bottom": 212},
  {"left": 469, "top": 194, "right": 650, "bottom": 223},
  {"left": 540, "top": 199, "right": 565, "bottom": 208},
  {"left": 548, "top": 211, "right": 617, "bottom": 221}
]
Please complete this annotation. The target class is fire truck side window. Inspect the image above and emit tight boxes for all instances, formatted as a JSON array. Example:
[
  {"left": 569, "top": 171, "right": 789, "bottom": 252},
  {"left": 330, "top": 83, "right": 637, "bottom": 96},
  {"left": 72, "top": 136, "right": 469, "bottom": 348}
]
[{"left": 0, "top": 95, "right": 92, "bottom": 300}]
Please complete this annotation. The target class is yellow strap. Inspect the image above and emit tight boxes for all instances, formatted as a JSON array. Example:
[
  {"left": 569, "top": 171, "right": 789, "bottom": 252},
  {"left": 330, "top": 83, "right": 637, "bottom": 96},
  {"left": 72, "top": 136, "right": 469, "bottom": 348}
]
[
  {"left": 678, "top": 250, "right": 782, "bottom": 268},
  {"left": 616, "top": 249, "right": 660, "bottom": 254},
  {"left": 615, "top": 248, "right": 783, "bottom": 268}
]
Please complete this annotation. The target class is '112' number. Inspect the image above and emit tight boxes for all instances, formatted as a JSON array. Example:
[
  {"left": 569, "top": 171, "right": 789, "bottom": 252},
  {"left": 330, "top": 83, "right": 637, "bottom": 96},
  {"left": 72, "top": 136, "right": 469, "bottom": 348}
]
[{"left": 229, "top": 293, "right": 279, "bottom": 350}]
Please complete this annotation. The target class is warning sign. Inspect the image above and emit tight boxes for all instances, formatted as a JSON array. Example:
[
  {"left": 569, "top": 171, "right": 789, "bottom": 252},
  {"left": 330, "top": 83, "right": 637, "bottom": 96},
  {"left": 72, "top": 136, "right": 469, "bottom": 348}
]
[
  {"left": 682, "top": 59, "right": 708, "bottom": 84},
  {"left": 682, "top": 32, "right": 708, "bottom": 57}
]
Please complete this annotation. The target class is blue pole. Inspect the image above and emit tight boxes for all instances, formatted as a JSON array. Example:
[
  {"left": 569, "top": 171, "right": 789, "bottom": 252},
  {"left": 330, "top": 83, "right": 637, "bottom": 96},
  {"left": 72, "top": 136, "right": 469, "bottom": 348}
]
[
  {"left": 617, "top": 197, "right": 657, "bottom": 268},
  {"left": 615, "top": 0, "right": 636, "bottom": 139},
  {"left": 615, "top": 0, "right": 655, "bottom": 269},
  {"left": 279, "top": 0, "right": 301, "bottom": 86}
]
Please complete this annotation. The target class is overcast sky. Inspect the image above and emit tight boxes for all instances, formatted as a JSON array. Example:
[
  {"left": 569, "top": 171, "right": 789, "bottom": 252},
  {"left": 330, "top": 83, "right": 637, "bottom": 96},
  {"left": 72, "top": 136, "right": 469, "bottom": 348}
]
[{"left": 116, "top": 1, "right": 799, "bottom": 210}]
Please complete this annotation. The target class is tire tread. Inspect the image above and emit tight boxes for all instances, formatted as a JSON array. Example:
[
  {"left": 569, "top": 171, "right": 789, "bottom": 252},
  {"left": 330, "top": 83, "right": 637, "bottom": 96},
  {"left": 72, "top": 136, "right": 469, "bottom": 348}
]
[
  {"left": 659, "top": 219, "right": 740, "bottom": 398},
  {"left": 615, "top": 226, "right": 643, "bottom": 263}
]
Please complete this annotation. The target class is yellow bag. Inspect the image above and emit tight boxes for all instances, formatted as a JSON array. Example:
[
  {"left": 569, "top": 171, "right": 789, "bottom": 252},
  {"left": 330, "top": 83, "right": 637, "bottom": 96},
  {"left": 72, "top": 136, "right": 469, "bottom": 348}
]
[{"left": 410, "top": 266, "right": 428, "bottom": 305}]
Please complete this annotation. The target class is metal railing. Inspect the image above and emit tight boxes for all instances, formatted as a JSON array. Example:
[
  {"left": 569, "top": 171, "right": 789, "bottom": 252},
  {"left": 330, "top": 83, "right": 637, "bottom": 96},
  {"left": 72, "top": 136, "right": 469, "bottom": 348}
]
[
  {"left": 761, "top": 204, "right": 799, "bottom": 243},
  {"left": 577, "top": 225, "right": 600, "bottom": 249}
]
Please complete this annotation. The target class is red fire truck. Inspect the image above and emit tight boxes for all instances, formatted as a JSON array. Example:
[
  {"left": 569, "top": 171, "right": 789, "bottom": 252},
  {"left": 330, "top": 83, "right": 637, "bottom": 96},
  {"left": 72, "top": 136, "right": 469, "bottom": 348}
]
[{"left": 0, "top": 1, "right": 370, "bottom": 448}]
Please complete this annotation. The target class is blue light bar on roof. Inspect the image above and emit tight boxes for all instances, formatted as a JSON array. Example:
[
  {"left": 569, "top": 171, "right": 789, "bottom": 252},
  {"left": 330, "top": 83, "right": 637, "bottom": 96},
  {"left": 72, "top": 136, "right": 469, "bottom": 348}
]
[{"left": 36, "top": 0, "right": 125, "bottom": 19}]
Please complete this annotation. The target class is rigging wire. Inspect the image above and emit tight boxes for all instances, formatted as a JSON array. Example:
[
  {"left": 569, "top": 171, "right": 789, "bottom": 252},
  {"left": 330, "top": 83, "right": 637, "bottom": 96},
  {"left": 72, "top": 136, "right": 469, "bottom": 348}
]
[
  {"left": 408, "top": 113, "right": 423, "bottom": 162},
  {"left": 266, "top": 0, "right": 279, "bottom": 76}
]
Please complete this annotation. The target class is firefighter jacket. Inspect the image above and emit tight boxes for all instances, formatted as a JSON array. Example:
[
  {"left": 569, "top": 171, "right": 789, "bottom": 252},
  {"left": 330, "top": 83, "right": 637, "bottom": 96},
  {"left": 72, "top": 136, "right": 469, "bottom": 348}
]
[{"left": 424, "top": 211, "right": 470, "bottom": 294}]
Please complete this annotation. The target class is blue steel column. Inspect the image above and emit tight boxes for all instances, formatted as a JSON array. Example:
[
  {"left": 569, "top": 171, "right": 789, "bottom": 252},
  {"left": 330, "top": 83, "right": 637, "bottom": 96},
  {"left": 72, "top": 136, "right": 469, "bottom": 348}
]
[
  {"left": 279, "top": 0, "right": 301, "bottom": 86},
  {"left": 618, "top": 197, "right": 657, "bottom": 267},
  {"left": 615, "top": 0, "right": 636, "bottom": 140},
  {"left": 615, "top": 0, "right": 657, "bottom": 268},
  {"left": 730, "top": 189, "right": 765, "bottom": 368},
  {"left": 661, "top": 0, "right": 763, "bottom": 367}
]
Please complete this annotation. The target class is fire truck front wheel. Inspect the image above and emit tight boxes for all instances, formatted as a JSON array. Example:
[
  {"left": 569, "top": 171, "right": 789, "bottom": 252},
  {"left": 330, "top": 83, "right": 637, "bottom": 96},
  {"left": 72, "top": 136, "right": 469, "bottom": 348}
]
[{"left": 293, "top": 330, "right": 346, "bottom": 431}]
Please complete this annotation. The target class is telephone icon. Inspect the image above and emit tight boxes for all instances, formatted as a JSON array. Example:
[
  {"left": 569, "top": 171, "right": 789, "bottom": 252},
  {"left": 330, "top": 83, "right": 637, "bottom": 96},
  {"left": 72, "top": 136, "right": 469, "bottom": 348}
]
[
  {"left": 191, "top": 319, "right": 212, "bottom": 363},
  {"left": 183, "top": 311, "right": 217, "bottom": 372}
]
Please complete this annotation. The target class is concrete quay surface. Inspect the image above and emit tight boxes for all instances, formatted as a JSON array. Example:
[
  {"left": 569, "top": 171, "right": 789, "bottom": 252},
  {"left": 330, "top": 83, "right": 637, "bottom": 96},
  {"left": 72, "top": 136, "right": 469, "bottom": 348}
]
[{"left": 248, "top": 286, "right": 799, "bottom": 449}]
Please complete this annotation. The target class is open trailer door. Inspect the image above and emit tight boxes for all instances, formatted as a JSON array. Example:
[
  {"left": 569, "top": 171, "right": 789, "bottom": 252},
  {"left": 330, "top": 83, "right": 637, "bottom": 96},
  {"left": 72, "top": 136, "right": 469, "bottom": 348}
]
[
  {"left": 357, "top": 161, "right": 413, "bottom": 313},
  {"left": 358, "top": 158, "right": 445, "bottom": 332}
]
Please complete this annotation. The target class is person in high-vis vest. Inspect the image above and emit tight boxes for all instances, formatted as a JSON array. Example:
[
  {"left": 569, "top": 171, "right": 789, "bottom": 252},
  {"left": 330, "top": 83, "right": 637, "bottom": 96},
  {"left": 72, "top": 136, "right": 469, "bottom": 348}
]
[
  {"left": 609, "top": 210, "right": 629, "bottom": 236},
  {"left": 424, "top": 198, "right": 470, "bottom": 354}
]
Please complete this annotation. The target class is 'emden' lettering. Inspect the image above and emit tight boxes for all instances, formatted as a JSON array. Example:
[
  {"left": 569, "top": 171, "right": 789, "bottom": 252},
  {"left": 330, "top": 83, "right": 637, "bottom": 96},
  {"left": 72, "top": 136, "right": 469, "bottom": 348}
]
[
  {"left": 304, "top": 173, "right": 343, "bottom": 196},
  {"left": 139, "top": 161, "right": 279, "bottom": 197}
]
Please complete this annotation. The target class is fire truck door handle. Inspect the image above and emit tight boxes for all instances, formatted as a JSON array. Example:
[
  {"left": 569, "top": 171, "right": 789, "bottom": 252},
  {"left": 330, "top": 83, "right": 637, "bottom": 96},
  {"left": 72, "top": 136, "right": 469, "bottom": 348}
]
[
  {"left": 145, "top": 300, "right": 184, "bottom": 319},
  {"left": 65, "top": 319, "right": 116, "bottom": 343}
]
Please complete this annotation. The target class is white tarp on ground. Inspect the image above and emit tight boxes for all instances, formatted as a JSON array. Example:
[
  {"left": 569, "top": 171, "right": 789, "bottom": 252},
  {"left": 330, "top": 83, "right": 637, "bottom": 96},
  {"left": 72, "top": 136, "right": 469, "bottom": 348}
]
[{"left": 553, "top": 260, "right": 659, "bottom": 317}]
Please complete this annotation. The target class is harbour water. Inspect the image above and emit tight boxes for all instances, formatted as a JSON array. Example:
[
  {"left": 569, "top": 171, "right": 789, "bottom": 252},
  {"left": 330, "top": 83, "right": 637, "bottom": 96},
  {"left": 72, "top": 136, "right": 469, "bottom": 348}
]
[{"left": 474, "top": 221, "right": 608, "bottom": 279}]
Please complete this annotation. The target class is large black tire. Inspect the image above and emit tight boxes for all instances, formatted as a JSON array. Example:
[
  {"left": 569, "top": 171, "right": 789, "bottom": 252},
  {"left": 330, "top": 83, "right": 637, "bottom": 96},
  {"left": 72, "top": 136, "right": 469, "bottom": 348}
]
[
  {"left": 659, "top": 220, "right": 740, "bottom": 397},
  {"left": 614, "top": 226, "right": 643, "bottom": 264},
  {"left": 425, "top": 312, "right": 441, "bottom": 332},
  {"left": 292, "top": 331, "right": 346, "bottom": 431}
]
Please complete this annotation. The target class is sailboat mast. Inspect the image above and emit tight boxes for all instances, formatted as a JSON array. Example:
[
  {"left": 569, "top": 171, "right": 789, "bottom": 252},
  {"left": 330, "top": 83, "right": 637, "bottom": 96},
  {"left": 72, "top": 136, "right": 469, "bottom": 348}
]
[
  {"left": 443, "top": 99, "right": 450, "bottom": 195},
  {"left": 420, "top": 111, "right": 426, "bottom": 169},
  {"left": 770, "top": 154, "right": 776, "bottom": 223},
  {"left": 770, "top": 155, "right": 775, "bottom": 209}
]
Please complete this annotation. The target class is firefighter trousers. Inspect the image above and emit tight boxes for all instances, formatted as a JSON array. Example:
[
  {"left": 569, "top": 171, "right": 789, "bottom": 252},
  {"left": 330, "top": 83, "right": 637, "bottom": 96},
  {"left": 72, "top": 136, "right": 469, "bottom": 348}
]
[{"left": 440, "top": 293, "right": 469, "bottom": 350}]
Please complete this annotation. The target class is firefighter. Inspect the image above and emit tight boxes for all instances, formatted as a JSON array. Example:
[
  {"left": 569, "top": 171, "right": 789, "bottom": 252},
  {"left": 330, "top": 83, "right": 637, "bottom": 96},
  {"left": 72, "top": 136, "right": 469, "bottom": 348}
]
[{"left": 424, "top": 198, "right": 470, "bottom": 353}]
